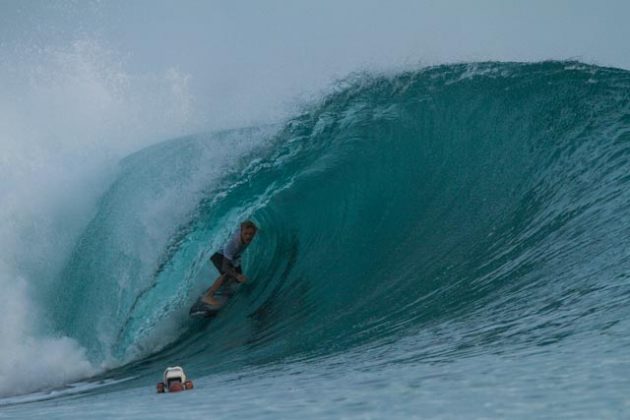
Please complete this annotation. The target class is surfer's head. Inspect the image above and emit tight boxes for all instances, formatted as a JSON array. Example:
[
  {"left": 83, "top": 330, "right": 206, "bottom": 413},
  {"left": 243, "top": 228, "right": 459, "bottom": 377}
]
[{"left": 240, "top": 220, "right": 258, "bottom": 244}]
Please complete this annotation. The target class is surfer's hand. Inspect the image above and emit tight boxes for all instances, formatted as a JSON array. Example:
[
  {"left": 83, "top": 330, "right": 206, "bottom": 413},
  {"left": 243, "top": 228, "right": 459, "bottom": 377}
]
[{"left": 236, "top": 274, "right": 247, "bottom": 283}]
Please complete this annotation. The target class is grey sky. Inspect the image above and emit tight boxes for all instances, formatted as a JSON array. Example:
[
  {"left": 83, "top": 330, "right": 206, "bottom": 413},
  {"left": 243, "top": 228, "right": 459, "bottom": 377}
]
[{"left": 2, "top": 0, "right": 629, "bottom": 128}]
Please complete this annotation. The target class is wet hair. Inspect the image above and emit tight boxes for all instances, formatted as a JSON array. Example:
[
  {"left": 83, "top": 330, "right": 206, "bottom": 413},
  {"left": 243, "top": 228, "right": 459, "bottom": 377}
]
[{"left": 240, "top": 220, "right": 258, "bottom": 232}]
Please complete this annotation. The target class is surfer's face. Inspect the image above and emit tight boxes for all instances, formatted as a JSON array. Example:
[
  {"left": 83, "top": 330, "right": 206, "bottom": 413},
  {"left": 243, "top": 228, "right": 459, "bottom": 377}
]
[{"left": 241, "top": 227, "right": 256, "bottom": 244}]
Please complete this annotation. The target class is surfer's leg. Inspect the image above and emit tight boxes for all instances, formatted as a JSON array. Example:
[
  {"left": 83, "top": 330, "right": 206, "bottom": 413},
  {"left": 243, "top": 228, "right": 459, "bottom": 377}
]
[
  {"left": 203, "top": 274, "right": 226, "bottom": 304},
  {"left": 203, "top": 252, "right": 227, "bottom": 304}
]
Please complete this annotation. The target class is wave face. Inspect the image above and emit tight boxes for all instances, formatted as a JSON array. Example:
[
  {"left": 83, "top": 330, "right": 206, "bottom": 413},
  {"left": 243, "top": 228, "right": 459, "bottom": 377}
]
[{"left": 47, "top": 61, "right": 630, "bottom": 386}]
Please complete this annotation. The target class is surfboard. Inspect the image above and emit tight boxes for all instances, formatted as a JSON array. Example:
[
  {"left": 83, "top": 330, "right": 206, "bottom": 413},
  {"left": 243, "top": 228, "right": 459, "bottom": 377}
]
[
  {"left": 189, "top": 284, "right": 240, "bottom": 318},
  {"left": 188, "top": 295, "right": 225, "bottom": 318}
]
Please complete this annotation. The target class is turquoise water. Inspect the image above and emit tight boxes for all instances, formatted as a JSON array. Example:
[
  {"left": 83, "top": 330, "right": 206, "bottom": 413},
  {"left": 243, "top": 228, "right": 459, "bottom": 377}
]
[{"left": 2, "top": 61, "right": 630, "bottom": 418}]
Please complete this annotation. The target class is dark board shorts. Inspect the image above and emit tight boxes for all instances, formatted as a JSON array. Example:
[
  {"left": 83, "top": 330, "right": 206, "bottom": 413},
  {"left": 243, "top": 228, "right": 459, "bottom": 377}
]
[{"left": 210, "top": 252, "right": 242, "bottom": 277}]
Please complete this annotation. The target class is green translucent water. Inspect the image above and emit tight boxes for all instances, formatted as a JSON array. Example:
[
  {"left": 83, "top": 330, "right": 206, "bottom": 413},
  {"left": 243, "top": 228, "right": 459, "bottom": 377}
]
[{"left": 4, "top": 61, "right": 630, "bottom": 418}]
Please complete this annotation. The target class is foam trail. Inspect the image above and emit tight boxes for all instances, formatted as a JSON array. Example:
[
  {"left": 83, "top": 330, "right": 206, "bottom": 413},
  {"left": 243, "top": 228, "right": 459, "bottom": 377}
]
[
  {"left": 0, "top": 39, "right": 201, "bottom": 396},
  {"left": 0, "top": 265, "right": 93, "bottom": 396}
]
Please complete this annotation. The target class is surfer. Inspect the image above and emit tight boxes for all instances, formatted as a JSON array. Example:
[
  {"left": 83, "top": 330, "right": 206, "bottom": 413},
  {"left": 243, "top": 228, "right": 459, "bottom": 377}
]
[{"left": 202, "top": 220, "right": 258, "bottom": 306}]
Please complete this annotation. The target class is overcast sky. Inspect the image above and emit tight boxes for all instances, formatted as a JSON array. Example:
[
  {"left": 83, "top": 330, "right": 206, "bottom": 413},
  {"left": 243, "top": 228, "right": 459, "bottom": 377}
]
[{"left": 2, "top": 0, "right": 629, "bottom": 128}]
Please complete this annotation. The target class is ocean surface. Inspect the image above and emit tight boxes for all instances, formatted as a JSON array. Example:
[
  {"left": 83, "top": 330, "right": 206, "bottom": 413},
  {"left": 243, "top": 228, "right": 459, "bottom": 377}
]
[{"left": 2, "top": 61, "right": 630, "bottom": 418}]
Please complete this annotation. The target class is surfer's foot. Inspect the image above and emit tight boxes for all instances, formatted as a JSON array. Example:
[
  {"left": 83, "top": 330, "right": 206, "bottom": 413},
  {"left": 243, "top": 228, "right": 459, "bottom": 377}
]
[{"left": 202, "top": 294, "right": 219, "bottom": 306}]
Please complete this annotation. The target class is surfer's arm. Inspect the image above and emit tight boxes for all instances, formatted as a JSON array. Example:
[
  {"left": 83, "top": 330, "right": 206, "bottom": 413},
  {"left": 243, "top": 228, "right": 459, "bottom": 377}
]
[{"left": 221, "top": 258, "right": 247, "bottom": 283}]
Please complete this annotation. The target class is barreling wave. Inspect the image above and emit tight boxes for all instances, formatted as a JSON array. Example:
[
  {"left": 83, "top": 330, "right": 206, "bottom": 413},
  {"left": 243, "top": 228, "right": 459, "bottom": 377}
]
[{"left": 51, "top": 61, "right": 630, "bottom": 380}]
